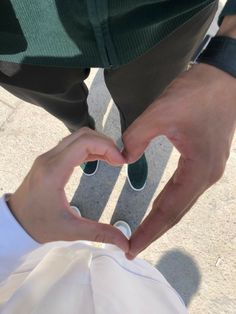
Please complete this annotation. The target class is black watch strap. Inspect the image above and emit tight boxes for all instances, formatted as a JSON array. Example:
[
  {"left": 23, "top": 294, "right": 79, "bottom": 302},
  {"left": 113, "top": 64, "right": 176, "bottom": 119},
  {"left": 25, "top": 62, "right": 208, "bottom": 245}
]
[{"left": 196, "top": 36, "right": 236, "bottom": 78}]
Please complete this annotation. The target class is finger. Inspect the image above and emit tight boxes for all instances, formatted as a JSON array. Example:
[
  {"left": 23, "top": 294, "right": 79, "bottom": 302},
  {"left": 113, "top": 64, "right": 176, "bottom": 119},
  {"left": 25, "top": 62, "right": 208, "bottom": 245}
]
[
  {"left": 122, "top": 122, "right": 152, "bottom": 163},
  {"left": 47, "top": 133, "right": 125, "bottom": 185},
  {"left": 86, "top": 135, "right": 125, "bottom": 166},
  {"left": 58, "top": 136, "right": 124, "bottom": 172},
  {"left": 85, "top": 147, "right": 126, "bottom": 166},
  {"left": 46, "top": 127, "right": 101, "bottom": 156},
  {"left": 45, "top": 127, "right": 90, "bottom": 156},
  {"left": 84, "top": 154, "right": 123, "bottom": 165},
  {"left": 64, "top": 213, "right": 129, "bottom": 252},
  {"left": 122, "top": 105, "right": 163, "bottom": 163},
  {"left": 127, "top": 156, "right": 209, "bottom": 259},
  {"left": 46, "top": 127, "right": 124, "bottom": 165}
]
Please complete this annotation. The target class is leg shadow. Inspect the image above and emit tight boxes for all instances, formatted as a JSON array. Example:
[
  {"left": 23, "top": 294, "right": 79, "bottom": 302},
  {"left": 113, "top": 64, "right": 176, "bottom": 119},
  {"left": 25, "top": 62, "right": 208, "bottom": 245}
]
[
  {"left": 86, "top": 69, "right": 111, "bottom": 132},
  {"left": 156, "top": 249, "right": 201, "bottom": 307},
  {"left": 71, "top": 69, "right": 122, "bottom": 220}
]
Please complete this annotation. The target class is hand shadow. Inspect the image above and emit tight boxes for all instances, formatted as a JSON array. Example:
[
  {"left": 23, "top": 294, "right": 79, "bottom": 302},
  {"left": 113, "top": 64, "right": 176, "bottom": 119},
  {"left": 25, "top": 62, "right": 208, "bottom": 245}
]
[{"left": 156, "top": 249, "right": 201, "bottom": 307}]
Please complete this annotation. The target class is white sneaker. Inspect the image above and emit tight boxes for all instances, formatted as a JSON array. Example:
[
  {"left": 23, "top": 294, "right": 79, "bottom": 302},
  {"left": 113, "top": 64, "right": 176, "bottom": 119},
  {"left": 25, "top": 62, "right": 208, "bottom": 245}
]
[
  {"left": 70, "top": 205, "right": 82, "bottom": 217},
  {"left": 114, "top": 220, "right": 132, "bottom": 239}
]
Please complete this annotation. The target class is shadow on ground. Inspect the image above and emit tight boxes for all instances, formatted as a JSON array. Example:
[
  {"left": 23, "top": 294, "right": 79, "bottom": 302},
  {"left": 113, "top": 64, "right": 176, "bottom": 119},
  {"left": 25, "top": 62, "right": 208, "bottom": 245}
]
[
  {"left": 156, "top": 249, "right": 201, "bottom": 307},
  {"left": 71, "top": 69, "right": 173, "bottom": 231}
]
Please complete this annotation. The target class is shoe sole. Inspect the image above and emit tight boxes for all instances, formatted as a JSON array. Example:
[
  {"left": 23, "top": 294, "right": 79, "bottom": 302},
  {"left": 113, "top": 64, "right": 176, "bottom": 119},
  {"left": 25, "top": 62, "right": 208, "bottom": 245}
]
[
  {"left": 126, "top": 165, "right": 146, "bottom": 192},
  {"left": 83, "top": 160, "right": 99, "bottom": 177},
  {"left": 70, "top": 205, "right": 82, "bottom": 217},
  {"left": 114, "top": 220, "right": 132, "bottom": 239}
]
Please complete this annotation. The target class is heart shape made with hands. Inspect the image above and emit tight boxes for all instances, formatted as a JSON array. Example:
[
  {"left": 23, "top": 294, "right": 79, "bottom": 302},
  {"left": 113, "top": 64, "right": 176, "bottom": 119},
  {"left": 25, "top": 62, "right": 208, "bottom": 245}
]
[
  {"left": 7, "top": 128, "right": 129, "bottom": 253},
  {"left": 9, "top": 63, "right": 236, "bottom": 261}
]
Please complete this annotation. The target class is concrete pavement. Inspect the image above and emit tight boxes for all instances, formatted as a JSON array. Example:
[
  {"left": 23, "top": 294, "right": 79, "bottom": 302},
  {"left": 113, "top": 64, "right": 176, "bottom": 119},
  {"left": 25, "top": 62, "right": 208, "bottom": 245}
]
[{"left": 0, "top": 1, "right": 235, "bottom": 313}]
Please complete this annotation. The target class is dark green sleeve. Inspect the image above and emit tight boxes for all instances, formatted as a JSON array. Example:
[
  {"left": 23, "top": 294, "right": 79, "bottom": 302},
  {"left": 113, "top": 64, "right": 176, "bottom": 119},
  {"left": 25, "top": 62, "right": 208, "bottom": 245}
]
[{"left": 218, "top": 0, "right": 236, "bottom": 26}]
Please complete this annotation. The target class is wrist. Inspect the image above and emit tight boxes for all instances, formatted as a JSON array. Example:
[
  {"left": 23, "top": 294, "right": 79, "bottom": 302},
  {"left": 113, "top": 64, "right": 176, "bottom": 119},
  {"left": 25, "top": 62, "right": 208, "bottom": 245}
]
[
  {"left": 7, "top": 189, "right": 29, "bottom": 237},
  {"left": 0, "top": 196, "right": 40, "bottom": 261},
  {"left": 196, "top": 36, "right": 236, "bottom": 79}
]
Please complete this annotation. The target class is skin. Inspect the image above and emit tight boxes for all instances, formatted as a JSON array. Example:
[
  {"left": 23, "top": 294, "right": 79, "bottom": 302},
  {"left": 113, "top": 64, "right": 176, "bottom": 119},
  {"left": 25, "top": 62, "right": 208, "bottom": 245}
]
[
  {"left": 123, "top": 15, "right": 236, "bottom": 259},
  {"left": 8, "top": 128, "right": 129, "bottom": 252}
]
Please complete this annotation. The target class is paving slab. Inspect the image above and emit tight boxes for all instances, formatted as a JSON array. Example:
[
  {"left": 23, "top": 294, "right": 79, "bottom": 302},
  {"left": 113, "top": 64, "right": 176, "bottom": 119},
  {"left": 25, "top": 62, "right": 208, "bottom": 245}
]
[
  {"left": 0, "top": 87, "right": 21, "bottom": 108},
  {"left": 0, "top": 1, "right": 235, "bottom": 313},
  {"left": 0, "top": 102, "right": 14, "bottom": 129}
]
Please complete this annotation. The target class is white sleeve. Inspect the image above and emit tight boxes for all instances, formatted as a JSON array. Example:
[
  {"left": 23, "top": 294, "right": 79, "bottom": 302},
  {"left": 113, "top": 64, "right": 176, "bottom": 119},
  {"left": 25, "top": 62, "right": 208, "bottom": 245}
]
[{"left": 0, "top": 195, "right": 40, "bottom": 282}]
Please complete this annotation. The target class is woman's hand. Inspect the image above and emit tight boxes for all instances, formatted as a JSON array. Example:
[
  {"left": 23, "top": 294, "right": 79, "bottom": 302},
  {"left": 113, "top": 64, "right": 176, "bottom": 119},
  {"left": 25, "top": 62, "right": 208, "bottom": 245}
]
[{"left": 8, "top": 128, "right": 129, "bottom": 252}]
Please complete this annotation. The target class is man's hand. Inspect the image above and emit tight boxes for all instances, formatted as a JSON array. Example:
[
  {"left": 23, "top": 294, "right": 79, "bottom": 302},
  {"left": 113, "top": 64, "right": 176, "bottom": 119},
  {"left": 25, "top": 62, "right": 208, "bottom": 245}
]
[
  {"left": 123, "top": 63, "right": 236, "bottom": 259},
  {"left": 8, "top": 128, "right": 129, "bottom": 252}
]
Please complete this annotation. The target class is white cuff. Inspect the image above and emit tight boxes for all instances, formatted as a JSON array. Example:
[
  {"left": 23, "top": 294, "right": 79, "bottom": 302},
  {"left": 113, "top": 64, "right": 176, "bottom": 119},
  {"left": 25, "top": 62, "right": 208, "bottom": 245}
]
[{"left": 0, "top": 195, "right": 40, "bottom": 263}]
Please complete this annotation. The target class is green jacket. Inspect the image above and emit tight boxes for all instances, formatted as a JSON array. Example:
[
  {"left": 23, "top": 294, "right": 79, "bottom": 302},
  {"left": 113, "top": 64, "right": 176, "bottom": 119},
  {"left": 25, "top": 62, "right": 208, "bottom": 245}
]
[{"left": 0, "top": 0, "right": 235, "bottom": 68}]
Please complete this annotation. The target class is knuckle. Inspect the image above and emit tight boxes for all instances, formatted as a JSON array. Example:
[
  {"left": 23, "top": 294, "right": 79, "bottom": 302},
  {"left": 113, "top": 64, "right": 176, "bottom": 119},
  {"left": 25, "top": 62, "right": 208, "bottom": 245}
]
[
  {"left": 33, "top": 155, "right": 48, "bottom": 177},
  {"left": 32, "top": 154, "right": 55, "bottom": 184},
  {"left": 77, "top": 127, "right": 93, "bottom": 137},
  {"left": 94, "top": 232, "right": 107, "bottom": 244},
  {"left": 208, "top": 164, "right": 225, "bottom": 185},
  {"left": 34, "top": 154, "right": 47, "bottom": 167},
  {"left": 79, "top": 133, "right": 92, "bottom": 143},
  {"left": 153, "top": 203, "right": 170, "bottom": 222},
  {"left": 93, "top": 225, "right": 115, "bottom": 244},
  {"left": 78, "top": 134, "right": 94, "bottom": 154}
]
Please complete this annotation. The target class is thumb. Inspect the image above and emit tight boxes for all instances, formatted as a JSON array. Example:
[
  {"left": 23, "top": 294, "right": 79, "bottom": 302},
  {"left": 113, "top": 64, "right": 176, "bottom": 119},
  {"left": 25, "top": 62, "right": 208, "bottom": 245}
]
[
  {"left": 87, "top": 145, "right": 126, "bottom": 166},
  {"left": 121, "top": 97, "right": 167, "bottom": 163},
  {"left": 122, "top": 118, "right": 158, "bottom": 163}
]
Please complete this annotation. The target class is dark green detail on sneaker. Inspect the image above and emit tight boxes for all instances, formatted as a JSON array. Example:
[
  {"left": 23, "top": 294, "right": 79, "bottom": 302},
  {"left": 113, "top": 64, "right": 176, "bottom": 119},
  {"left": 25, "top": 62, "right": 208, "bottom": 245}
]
[
  {"left": 127, "top": 154, "right": 148, "bottom": 191},
  {"left": 80, "top": 160, "right": 99, "bottom": 176}
]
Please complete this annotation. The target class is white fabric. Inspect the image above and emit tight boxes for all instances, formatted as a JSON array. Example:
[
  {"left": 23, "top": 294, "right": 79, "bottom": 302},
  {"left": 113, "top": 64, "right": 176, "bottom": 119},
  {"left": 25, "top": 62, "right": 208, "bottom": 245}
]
[
  {"left": 0, "top": 196, "right": 188, "bottom": 313},
  {"left": 0, "top": 195, "right": 40, "bottom": 281}
]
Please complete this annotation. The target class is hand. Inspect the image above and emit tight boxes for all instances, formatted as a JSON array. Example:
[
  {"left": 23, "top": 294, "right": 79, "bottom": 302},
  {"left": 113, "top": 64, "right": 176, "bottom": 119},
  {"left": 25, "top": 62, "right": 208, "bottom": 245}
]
[
  {"left": 8, "top": 128, "right": 129, "bottom": 252},
  {"left": 217, "top": 15, "right": 236, "bottom": 39},
  {"left": 123, "top": 63, "right": 236, "bottom": 259}
]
